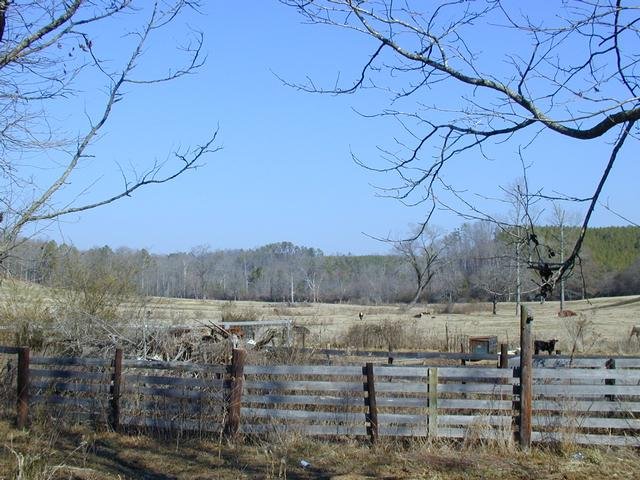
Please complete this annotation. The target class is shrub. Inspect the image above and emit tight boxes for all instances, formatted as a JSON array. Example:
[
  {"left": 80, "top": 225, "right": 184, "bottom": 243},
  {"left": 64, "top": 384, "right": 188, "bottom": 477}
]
[{"left": 220, "top": 302, "right": 261, "bottom": 322}]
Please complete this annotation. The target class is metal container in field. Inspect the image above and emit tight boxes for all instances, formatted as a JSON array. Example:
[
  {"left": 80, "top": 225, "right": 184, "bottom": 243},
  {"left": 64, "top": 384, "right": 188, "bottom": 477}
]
[{"left": 469, "top": 335, "right": 498, "bottom": 354}]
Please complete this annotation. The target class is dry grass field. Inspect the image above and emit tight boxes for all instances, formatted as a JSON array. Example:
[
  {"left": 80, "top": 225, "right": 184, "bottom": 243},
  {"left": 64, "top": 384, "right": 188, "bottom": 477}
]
[
  {"left": 1, "top": 278, "right": 639, "bottom": 355},
  {"left": 1, "top": 419, "right": 639, "bottom": 480},
  {"left": 138, "top": 294, "right": 640, "bottom": 355}
]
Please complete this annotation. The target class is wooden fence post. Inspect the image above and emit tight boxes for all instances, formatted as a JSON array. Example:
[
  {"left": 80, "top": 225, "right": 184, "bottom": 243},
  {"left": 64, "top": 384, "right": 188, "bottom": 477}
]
[
  {"left": 499, "top": 343, "right": 508, "bottom": 369},
  {"left": 110, "top": 348, "right": 123, "bottom": 431},
  {"left": 225, "top": 348, "right": 246, "bottom": 438},
  {"left": 428, "top": 367, "right": 438, "bottom": 439},
  {"left": 365, "top": 362, "right": 378, "bottom": 443},
  {"left": 605, "top": 358, "right": 616, "bottom": 402},
  {"left": 16, "top": 347, "right": 30, "bottom": 429},
  {"left": 518, "top": 305, "right": 533, "bottom": 450}
]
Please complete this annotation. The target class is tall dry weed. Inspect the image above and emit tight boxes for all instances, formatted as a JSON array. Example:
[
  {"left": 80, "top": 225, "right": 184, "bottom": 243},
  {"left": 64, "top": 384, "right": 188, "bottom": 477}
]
[{"left": 562, "top": 313, "right": 601, "bottom": 357}]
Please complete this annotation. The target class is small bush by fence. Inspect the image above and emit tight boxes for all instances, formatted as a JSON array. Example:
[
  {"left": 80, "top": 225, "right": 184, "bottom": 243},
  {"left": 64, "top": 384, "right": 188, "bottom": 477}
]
[{"left": 1, "top": 345, "right": 639, "bottom": 447}]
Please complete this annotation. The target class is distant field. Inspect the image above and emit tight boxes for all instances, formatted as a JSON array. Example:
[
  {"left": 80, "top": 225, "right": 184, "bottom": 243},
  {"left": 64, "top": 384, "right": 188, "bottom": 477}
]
[
  {"left": 1, "top": 279, "right": 639, "bottom": 354},
  {"left": 140, "top": 294, "right": 640, "bottom": 354}
]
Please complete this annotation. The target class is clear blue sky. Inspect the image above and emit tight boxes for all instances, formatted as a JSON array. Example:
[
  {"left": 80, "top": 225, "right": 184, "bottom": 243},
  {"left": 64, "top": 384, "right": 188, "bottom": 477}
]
[{"left": 37, "top": 2, "right": 638, "bottom": 255}]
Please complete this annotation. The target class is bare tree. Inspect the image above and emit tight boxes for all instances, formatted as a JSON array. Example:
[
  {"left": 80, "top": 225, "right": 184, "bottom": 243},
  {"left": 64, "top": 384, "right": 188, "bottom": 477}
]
[
  {"left": 188, "top": 245, "right": 215, "bottom": 300},
  {"left": 282, "top": 0, "right": 639, "bottom": 299},
  {"left": 395, "top": 227, "right": 441, "bottom": 305},
  {"left": 0, "top": 1, "right": 220, "bottom": 271}
]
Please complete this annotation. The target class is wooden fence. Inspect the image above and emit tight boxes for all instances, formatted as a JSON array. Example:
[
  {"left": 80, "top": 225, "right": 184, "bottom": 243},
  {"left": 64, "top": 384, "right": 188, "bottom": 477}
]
[{"left": 1, "top": 345, "right": 639, "bottom": 447}]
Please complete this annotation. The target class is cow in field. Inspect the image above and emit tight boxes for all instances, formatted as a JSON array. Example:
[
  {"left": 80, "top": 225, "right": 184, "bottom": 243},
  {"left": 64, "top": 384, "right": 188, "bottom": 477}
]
[
  {"left": 534, "top": 339, "right": 558, "bottom": 355},
  {"left": 558, "top": 310, "right": 577, "bottom": 317},
  {"left": 630, "top": 326, "right": 640, "bottom": 338}
]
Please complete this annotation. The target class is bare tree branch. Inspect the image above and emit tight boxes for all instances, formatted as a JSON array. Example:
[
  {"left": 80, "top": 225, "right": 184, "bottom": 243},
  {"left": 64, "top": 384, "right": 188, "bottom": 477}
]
[
  {"left": 282, "top": 0, "right": 640, "bottom": 300},
  {"left": 0, "top": 1, "right": 218, "bottom": 267}
]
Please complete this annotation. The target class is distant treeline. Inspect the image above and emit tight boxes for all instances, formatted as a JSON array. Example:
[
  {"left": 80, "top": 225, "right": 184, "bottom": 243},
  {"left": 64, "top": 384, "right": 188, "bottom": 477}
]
[{"left": 4, "top": 225, "right": 639, "bottom": 304}]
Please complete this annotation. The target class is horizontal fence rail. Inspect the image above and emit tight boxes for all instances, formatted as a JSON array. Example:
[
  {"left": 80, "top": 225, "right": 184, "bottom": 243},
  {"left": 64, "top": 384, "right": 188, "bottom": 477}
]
[
  {"left": 2, "top": 345, "right": 640, "bottom": 446},
  {"left": 28, "top": 353, "right": 112, "bottom": 425},
  {"left": 530, "top": 365, "right": 640, "bottom": 447}
]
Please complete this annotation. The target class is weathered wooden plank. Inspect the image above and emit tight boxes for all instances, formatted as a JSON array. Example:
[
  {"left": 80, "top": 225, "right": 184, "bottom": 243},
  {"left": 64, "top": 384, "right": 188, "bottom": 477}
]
[
  {"left": 616, "top": 378, "right": 640, "bottom": 385},
  {"left": 532, "top": 431, "right": 640, "bottom": 447},
  {"left": 122, "top": 359, "right": 227, "bottom": 374},
  {"left": 378, "top": 425, "right": 427, "bottom": 437},
  {"left": 120, "top": 415, "right": 223, "bottom": 433},
  {"left": 531, "top": 358, "right": 632, "bottom": 368},
  {"left": 437, "top": 383, "right": 513, "bottom": 394},
  {"left": 438, "top": 415, "right": 512, "bottom": 427},
  {"left": 243, "top": 380, "right": 363, "bottom": 393},
  {"left": 372, "top": 366, "right": 429, "bottom": 378},
  {"left": 616, "top": 358, "right": 640, "bottom": 368},
  {"left": 532, "top": 378, "right": 609, "bottom": 386},
  {"left": 240, "top": 423, "right": 367, "bottom": 436},
  {"left": 376, "top": 397, "right": 428, "bottom": 408},
  {"left": 437, "top": 368, "right": 514, "bottom": 379},
  {"left": 532, "top": 416, "right": 640, "bottom": 429},
  {"left": 31, "top": 380, "right": 109, "bottom": 393},
  {"left": 0, "top": 346, "right": 21, "bottom": 354},
  {"left": 241, "top": 407, "right": 365, "bottom": 423},
  {"left": 438, "top": 399, "right": 513, "bottom": 410},
  {"left": 121, "top": 399, "right": 223, "bottom": 416},
  {"left": 534, "top": 356, "right": 640, "bottom": 366},
  {"left": 533, "top": 400, "right": 640, "bottom": 413},
  {"left": 30, "top": 369, "right": 107, "bottom": 381},
  {"left": 533, "top": 368, "right": 640, "bottom": 381},
  {"left": 45, "top": 411, "right": 104, "bottom": 423},
  {"left": 435, "top": 427, "right": 512, "bottom": 440},
  {"left": 124, "top": 374, "right": 223, "bottom": 389},
  {"left": 377, "top": 380, "right": 512, "bottom": 394},
  {"left": 30, "top": 394, "right": 106, "bottom": 410},
  {"left": 244, "top": 365, "right": 363, "bottom": 376},
  {"left": 374, "top": 382, "right": 432, "bottom": 394},
  {"left": 243, "top": 393, "right": 364, "bottom": 407},
  {"left": 123, "top": 385, "right": 224, "bottom": 400},
  {"left": 31, "top": 356, "right": 110, "bottom": 367},
  {"left": 534, "top": 384, "right": 640, "bottom": 396},
  {"left": 378, "top": 413, "right": 428, "bottom": 424}
]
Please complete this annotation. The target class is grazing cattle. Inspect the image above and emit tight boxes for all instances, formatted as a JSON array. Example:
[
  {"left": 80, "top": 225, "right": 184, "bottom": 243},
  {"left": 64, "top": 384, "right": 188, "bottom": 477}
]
[
  {"left": 630, "top": 325, "right": 640, "bottom": 338},
  {"left": 358, "top": 311, "right": 364, "bottom": 320},
  {"left": 558, "top": 310, "right": 577, "bottom": 317},
  {"left": 534, "top": 339, "right": 559, "bottom": 355}
]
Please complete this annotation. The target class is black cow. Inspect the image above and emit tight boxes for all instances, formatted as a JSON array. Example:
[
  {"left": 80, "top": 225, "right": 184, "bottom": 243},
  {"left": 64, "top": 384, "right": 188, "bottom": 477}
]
[{"left": 534, "top": 339, "right": 558, "bottom": 355}]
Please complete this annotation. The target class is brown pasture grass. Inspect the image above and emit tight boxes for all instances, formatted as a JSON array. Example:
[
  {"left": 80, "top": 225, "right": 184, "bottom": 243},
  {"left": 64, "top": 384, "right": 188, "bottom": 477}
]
[
  {"left": 121, "top": 294, "right": 640, "bottom": 355},
  {"left": 1, "top": 419, "right": 639, "bottom": 479},
  {"left": 2, "top": 277, "right": 640, "bottom": 356}
]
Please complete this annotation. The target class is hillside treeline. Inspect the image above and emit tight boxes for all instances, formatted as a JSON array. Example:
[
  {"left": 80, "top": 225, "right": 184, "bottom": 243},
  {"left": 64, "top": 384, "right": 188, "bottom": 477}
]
[{"left": 4, "top": 225, "right": 639, "bottom": 304}]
